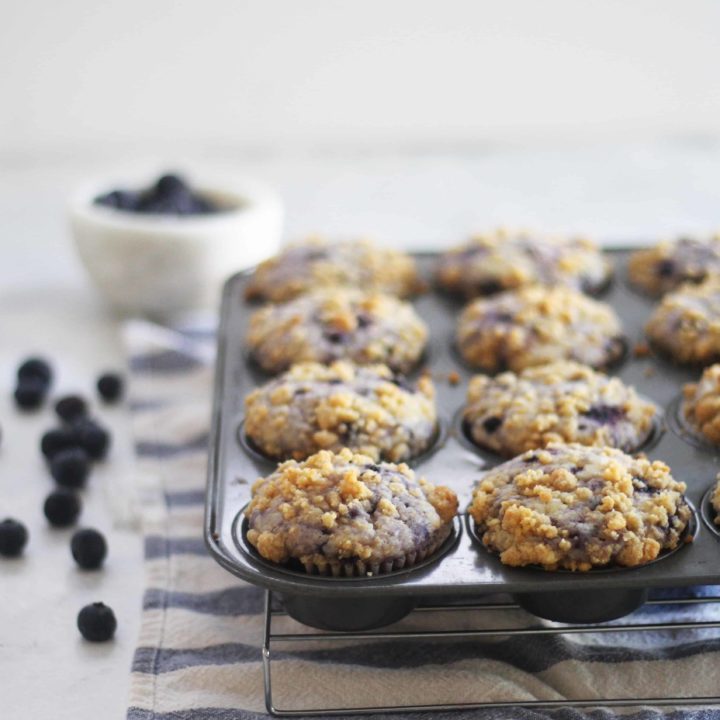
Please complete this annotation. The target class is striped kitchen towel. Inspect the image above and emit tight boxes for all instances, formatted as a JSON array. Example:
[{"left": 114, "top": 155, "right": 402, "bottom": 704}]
[{"left": 123, "top": 318, "right": 720, "bottom": 720}]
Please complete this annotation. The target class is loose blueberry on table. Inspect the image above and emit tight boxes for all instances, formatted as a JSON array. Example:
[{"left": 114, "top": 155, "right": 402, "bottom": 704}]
[
  {"left": 94, "top": 173, "right": 222, "bottom": 216},
  {"left": 54, "top": 395, "right": 88, "bottom": 423},
  {"left": 71, "top": 528, "right": 108, "bottom": 569},
  {"left": 97, "top": 372, "right": 124, "bottom": 403},
  {"left": 44, "top": 489, "right": 82, "bottom": 527},
  {"left": 77, "top": 602, "right": 117, "bottom": 642},
  {"left": 50, "top": 447, "right": 91, "bottom": 488},
  {"left": 0, "top": 518, "right": 29, "bottom": 557}
]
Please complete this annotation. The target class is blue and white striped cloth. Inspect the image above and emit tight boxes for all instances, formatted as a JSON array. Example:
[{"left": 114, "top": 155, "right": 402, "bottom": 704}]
[{"left": 123, "top": 320, "right": 720, "bottom": 720}]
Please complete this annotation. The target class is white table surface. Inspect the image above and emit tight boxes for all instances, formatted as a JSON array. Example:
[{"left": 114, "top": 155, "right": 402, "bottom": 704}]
[{"left": 3, "top": 140, "right": 720, "bottom": 719}]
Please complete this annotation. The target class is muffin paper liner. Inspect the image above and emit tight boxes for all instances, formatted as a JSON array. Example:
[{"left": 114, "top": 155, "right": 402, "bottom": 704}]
[{"left": 294, "top": 522, "right": 454, "bottom": 578}]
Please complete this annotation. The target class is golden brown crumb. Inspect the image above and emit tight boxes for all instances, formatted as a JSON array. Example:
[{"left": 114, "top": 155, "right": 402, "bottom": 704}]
[{"left": 634, "top": 341, "right": 650, "bottom": 358}]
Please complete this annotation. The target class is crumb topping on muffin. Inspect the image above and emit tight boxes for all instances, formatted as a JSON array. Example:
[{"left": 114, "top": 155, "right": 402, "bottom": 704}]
[
  {"left": 245, "top": 238, "right": 421, "bottom": 301},
  {"left": 246, "top": 288, "right": 428, "bottom": 375},
  {"left": 464, "top": 361, "right": 658, "bottom": 456},
  {"left": 469, "top": 443, "right": 691, "bottom": 571},
  {"left": 456, "top": 285, "right": 625, "bottom": 373},
  {"left": 437, "top": 228, "right": 611, "bottom": 298},
  {"left": 682, "top": 364, "right": 720, "bottom": 444},
  {"left": 245, "top": 448, "right": 458, "bottom": 574},
  {"left": 712, "top": 474, "right": 720, "bottom": 524},
  {"left": 645, "top": 278, "right": 720, "bottom": 365},
  {"left": 628, "top": 235, "right": 720, "bottom": 296},
  {"left": 244, "top": 361, "right": 437, "bottom": 462}
]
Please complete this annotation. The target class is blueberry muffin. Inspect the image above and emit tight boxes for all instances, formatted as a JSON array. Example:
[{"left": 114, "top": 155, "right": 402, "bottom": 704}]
[
  {"left": 437, "top": 229, "right": 612, "bottom": 298},
  {"left": 244, "top": 361, "right": 437, "bottom": 462},
  {"left": 681, "top": 364, "right": 720, "bottom": 444},
  {"left": 712, "top": 474, "right": 720, "bottom": 525},
  {"left": 245, "top": 448, "right": 458, "bottom": 576},
  {"left": 464, "top": 362, "right": 658, "bottom": 457},
  {"left": 468, "top": 444, "right": 692, "bottom": 571},
  {"left": 456, "top": 286, "right": 625, "bottom": 373},
  {"left": 645, "top": 278, "right": 720, "bottom": 365},
  {"left": 628, "top": 235, "right": 720, "bottom": 296},
  {"left": 247, "top": 289, "right": 428, "bottom": 375},
  {"left": 245, "top": 238, "right": 421, "bottom": 302}
]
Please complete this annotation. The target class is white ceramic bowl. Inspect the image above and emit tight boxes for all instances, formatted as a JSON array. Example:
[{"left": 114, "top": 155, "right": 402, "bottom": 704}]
[{"left": 69, "top": 173, "right": 284, "bottom": 318}]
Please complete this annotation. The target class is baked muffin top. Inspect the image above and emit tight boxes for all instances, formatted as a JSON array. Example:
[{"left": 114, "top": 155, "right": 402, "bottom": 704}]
[
  {"left": 244, "top": 360, "right": 437, "bottom": 462},
  {"left": 245, "top": 238, "right": 421, "bottom": 302},
  {"left": 645, "top": 278, "right": 720, "bottom": 365},
  {"left": 245, "top": 448, "right": 458, "bottom": 575},
  {"left": 682, "top": 364, "right": 720, "bottom": 444},
  {"left": 464, "top": 361, "right": 658, "bottom": 457},
  {"left": 437, "top": 229, "right": 611, "bottom": 298},
  {"left": 246, "top": 288, "right": 428, "bottom": 375},
  {"left": 628, "top": 235, "right": 720, "bottom": 296},
  {"left": 456, "top": 285, "right": 625, "bottom": 373},
  {"left": 469, "top": 443, "right": 691, "bottom": 571}
]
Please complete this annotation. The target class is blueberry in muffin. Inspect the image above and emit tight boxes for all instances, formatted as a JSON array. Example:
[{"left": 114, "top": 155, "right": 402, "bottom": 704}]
[
  {"left": 468, "top": 443, "right": 692, "bottom": 571},
  {"left": 456, "top": 285, "right": 625, "bottom": 373},
  {"left": 245, "top": 238, "right": 421, "bottom": 302},
  {"left": 245, "top": 448, "right": 458, "bottom": 576},
  {"left": 628, "top": 235, "right": 720, "bottom": 296},
  {"left": 245, "top": 361, "right": 437, "bottom": 462},
  {"left": 437, "top": 228, "right": 612, "bottom": 298},
  {"left": 246, "top": 289, "right": 428, "bottom": 375},
  {"left": 645, "top": 278, "right": 720, "bottom": 366},
  {"left": 464, "top": 361, "right": 658, "bottom": 457}
]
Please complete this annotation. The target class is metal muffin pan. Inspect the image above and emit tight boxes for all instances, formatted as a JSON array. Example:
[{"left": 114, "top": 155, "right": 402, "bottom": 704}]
[{"left": 205, "top": 250, "right": 720, "bottom": 630}]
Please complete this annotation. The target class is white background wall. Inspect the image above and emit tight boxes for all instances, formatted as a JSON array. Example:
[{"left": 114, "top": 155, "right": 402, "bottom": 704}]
[{"left": 2, "top": 0, "right": 720, "bottom": 160}]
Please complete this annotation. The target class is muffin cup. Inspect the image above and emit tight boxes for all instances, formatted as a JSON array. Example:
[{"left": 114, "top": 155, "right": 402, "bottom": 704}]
[
  {"left": 237, "top": 416, "right": 448, "bottom": 468},
  {"left": 450, "top": 332, "right": 628, "bottom": 376},
  {"left": 466, "top": 504, "right": 698, "bottom": 624},
  {"left": 237, "top": 509, "right": 460, "bottom": 580},
  {"left": 299, "top": 522, "right": 453, "bottom": 578},
  {"left": 453, "top": 403, "right": 663, "bottom": 463},
  {"left": 666, "top": 393, "right": 720, "bottom": 452},
  {"left": 700, "top": 485, "right": 720, "bottom": 540}
]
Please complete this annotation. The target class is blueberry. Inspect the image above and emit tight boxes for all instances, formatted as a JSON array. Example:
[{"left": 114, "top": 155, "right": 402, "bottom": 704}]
[
  {"left": 17, "top": 357, "right": 52, "bottom": 387},
  {"left": 0, "top": 518, "right": 29, "bottom": 557},
  {"left": 155, "top": 173, "right": 188, "bottom": 197},
  {"left": 191, "top": 195, "right": 217, "bottom": 213},
  {"left": 582, "top": 404, "right": 624, "bottom": 424},
  {"left": 44, "top": 489, "right": 81, "bottom": 527},
  {"left": 73, "top": 420, "right": 110, "bottom": 461},
  {"left": 657, "top": 259, "right": 676, "bottom": 278},
  {"left": 41, "top": 427, "right": 80, "bottom": 460},
  {"left": 77, "top": 602, "right": 116, "bottom": 642},
  {"left": 14, "top": 379, "right": 47, "bottom": 410},
  {"left": 482, "top": 416, "right": 502, "bottom": 434},
  {"left": 71, "top": 528, "right": 107, "bottom": 569},
  {"left": 390, "top": 375, "right": 414, "bottom": 392},
  {"left": 96, "top": 372, "right": 123, "bottom": 403},
  {"left": 94, "top": 190, "right": 141, "bottom": 211},
  {"left": 50, "top": 448, "right": 91, "bottom": 489},
  {"left": 477, "top": 280, "right": 503, "bottom": 295},
  {"left": 325, "top": 332, "right": 346, "bottom": 344},
  {"left": 55, "top": 395, "right": 88, "bottom": 423}
]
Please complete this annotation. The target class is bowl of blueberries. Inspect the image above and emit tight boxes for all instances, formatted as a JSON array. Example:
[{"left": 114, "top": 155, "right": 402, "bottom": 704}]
[{"left": 70, "top": 171, "right": 283, "bottom": 318}]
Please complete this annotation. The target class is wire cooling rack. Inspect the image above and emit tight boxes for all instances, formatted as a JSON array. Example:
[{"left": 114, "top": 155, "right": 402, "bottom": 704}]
[{"left": 261, "top": 590, "right": 720, "bottom": 716}]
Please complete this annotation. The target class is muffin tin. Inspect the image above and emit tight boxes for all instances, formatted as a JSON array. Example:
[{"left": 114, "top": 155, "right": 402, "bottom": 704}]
[{"left": 205, "top": 250, "right": 720, "bottom": 631}]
